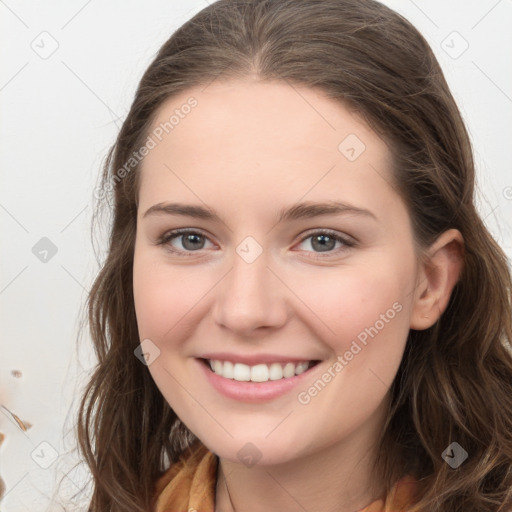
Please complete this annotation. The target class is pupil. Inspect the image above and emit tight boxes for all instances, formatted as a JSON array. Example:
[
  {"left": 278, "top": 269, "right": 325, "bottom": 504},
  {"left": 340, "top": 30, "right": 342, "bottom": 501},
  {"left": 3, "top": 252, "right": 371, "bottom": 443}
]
[
  {"left": 183, "top": 234, "right": 204, "bottom": 250},
  {"left": 312, "top": 234, "right": 334, "bottom": 252}
]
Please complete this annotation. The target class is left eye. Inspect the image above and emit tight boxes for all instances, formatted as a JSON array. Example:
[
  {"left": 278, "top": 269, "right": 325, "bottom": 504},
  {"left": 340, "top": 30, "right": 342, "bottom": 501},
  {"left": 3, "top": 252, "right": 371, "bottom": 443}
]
[{"left": 296, "top": 231, "right": 353, "bottom": 254}]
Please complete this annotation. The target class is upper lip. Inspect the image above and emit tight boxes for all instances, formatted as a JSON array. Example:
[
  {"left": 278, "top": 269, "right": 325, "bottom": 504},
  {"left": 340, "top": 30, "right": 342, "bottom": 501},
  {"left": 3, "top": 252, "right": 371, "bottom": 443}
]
[{"left": 198, "top": 352, "right": 321, "bottom": 366}]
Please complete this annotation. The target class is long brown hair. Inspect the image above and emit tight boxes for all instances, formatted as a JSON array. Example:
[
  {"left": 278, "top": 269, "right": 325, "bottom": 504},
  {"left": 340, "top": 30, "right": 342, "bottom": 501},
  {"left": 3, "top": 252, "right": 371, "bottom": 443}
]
[{"left": 77, "top": 0, "right": 512, "bottom": 510}]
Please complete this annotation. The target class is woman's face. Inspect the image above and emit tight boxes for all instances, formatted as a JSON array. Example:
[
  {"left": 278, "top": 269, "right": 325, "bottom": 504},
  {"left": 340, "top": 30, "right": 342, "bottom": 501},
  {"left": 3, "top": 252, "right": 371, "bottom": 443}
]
[{"left": 133, "top": 79, "right": 423, "bottom": 465}]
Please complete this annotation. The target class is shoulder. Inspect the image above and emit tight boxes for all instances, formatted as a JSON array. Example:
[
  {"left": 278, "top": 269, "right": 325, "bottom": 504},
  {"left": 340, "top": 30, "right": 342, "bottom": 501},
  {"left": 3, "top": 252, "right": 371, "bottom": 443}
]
[
  {"left": 383, "top": 474, "right": 418, "bottom": 512},
  {"left": 152, "top": 440, "right": 218, "bottom": 512},
  {"left": 362, "top": 474, "right": 418, "bottom": 512}
]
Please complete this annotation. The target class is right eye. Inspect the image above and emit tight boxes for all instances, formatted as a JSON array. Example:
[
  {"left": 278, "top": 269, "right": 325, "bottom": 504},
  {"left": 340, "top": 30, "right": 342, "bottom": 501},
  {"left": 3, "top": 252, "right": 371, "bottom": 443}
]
[{"left": 157, "top": 229, "right": 216, "bottom": 256}]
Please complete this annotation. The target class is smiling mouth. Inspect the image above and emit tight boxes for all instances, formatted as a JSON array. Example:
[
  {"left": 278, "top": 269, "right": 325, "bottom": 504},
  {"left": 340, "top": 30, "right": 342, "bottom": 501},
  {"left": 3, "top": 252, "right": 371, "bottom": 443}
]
[{"left": 200, "top": 358, "right": 320, "bottom": 383}]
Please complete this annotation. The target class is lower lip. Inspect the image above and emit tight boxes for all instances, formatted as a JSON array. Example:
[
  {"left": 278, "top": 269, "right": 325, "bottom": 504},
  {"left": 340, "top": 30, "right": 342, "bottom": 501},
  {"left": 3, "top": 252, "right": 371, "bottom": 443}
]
[{"left": 196, "top": 358, "right": 321, "bottom": 403}]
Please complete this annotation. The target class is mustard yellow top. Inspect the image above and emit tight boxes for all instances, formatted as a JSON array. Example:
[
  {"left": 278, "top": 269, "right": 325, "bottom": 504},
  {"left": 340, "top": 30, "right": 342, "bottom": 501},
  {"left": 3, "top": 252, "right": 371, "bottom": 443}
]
[{"left": 153, "top": 441, "right": 417, "bottom": 512}]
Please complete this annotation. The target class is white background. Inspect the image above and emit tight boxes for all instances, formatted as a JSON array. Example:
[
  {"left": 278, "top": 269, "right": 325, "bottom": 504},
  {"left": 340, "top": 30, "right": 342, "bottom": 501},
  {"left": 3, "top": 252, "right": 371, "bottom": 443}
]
[{"left": 0, "top": 0, "right": 511, "bottom": 510}]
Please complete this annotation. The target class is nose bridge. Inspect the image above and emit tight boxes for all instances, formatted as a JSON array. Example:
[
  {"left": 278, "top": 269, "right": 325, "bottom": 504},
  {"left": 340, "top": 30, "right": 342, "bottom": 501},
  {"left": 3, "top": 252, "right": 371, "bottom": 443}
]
[{"left": 213, "top": 239, "right": 287, "bottom": 334}]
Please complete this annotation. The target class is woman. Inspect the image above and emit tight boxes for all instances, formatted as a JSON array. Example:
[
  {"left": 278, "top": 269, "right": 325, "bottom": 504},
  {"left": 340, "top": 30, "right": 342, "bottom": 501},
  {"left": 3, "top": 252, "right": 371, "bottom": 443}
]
[{"left": 77, "top": 0, "right": 512, "bottom": 510}]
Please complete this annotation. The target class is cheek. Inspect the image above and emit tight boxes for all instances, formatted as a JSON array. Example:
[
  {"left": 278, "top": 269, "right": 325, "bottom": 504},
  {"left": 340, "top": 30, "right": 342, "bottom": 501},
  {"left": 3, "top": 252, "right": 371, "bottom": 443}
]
[
  {"left": 288, "top": 260, "right": 413, "bottom": 351},
  {"left": 288, "top": 255, "right": 414, "bottom": 417},
  {"left": 292, "top": 265, "right": 411, "bottom": 431},
  {"left": 132, "top": 250, "right": 214, "bottom": 341}
]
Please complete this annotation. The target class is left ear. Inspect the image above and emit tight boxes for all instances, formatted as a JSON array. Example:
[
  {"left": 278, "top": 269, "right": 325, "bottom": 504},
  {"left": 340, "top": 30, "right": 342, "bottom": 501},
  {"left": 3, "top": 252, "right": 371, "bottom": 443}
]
[{"left": 410, "top": 228, "right": 464, "bottom": 330}]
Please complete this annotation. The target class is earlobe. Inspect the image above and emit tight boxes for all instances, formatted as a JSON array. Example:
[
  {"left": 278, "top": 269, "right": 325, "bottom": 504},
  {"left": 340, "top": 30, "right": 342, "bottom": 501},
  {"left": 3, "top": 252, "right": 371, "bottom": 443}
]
[{"left": 410, "top": 229, "right": 464, "bottom": 330}]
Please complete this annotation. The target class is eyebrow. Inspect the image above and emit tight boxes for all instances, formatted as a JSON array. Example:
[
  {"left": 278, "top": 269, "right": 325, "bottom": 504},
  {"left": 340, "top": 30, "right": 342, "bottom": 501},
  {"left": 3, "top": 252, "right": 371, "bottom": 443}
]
[{"left": 143, "top": 201, "right": 376, "bottom": 223}]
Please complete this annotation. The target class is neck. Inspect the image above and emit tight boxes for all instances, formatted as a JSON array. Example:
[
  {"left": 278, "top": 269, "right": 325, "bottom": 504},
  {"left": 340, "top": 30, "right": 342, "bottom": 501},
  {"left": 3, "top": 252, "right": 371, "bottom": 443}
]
[{"left": 214, "top": 411, "right": 389, "bottom": 512}]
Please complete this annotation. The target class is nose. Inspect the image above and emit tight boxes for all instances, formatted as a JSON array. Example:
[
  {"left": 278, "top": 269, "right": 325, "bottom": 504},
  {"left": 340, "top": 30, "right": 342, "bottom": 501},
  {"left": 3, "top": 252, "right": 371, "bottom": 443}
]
[{"left": 212, "top": 246, "right": 289, "bottom": 337}]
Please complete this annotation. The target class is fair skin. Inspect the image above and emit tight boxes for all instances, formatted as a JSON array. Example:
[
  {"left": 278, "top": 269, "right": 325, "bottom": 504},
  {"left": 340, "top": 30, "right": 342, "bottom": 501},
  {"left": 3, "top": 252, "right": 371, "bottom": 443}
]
[{"left": 133, "top": 79, "right": 463, "bottom": 512}]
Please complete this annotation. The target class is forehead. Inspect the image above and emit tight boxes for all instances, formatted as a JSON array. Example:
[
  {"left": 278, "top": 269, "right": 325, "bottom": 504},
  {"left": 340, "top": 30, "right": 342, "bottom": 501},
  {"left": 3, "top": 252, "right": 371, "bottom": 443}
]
[
  {"left": 137, "top": 79, "right": 397, "bottom": 220},
  {"left": 143, "top": 78, "right": 390, "bottom": 162}
]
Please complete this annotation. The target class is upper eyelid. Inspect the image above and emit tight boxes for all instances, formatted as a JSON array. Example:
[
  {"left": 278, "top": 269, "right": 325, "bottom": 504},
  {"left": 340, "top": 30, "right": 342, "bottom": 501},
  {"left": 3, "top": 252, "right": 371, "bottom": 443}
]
[{"left": 162, "top": 228, "right": 215, "bottom": 244}]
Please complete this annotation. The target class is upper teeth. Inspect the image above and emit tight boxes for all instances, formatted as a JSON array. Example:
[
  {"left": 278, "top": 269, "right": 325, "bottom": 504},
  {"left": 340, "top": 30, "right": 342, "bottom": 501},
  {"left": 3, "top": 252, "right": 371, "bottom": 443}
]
[{"left": 208, "top": 359, "right": 312, "bottom": 382}]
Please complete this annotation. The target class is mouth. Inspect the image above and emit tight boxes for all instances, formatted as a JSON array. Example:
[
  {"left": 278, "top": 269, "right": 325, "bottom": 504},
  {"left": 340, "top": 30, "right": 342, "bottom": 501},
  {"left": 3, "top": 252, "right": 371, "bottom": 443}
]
[{"left": 200, "top": 358, "right": 321, "bottom": 383}]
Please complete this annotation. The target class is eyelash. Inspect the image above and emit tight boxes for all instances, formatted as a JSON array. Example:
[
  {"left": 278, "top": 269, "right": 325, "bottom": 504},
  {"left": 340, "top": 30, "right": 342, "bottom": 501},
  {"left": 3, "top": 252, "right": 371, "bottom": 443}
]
[{"left": 156, "top": 228, "right": 356, "bottom": 259}]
